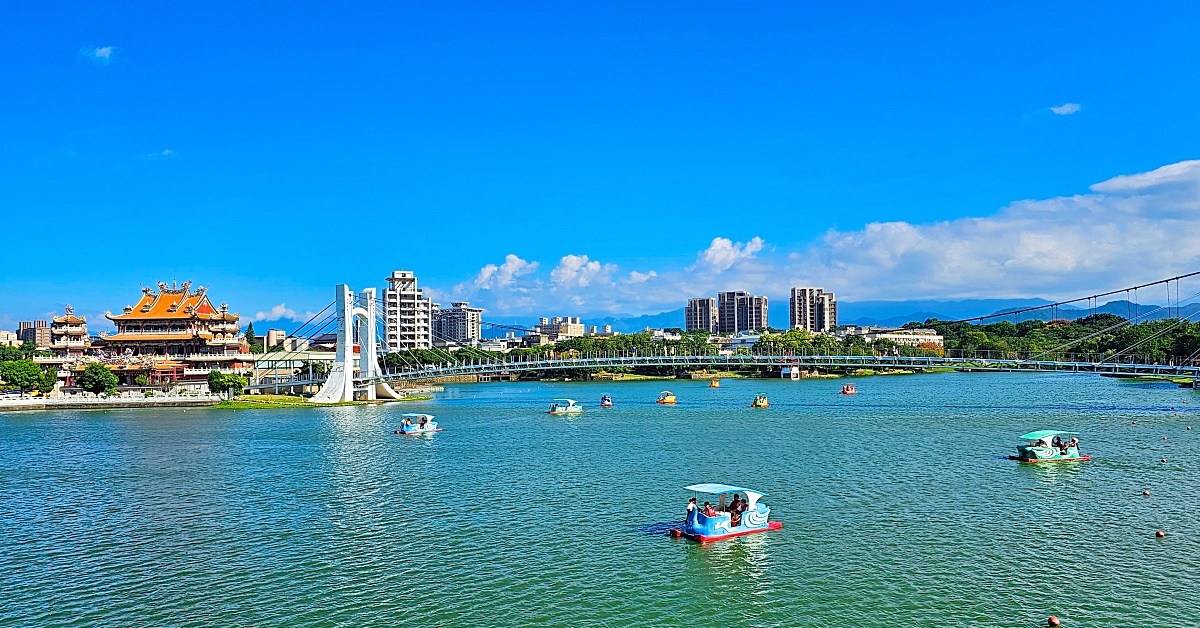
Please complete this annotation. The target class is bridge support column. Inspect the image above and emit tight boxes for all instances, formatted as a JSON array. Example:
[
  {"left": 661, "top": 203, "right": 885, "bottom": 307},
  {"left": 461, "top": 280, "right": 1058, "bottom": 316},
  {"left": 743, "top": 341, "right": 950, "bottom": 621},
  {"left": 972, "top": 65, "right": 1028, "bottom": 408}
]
[{"left": 311, "top": 285, "right": 356, "bottom": 403}]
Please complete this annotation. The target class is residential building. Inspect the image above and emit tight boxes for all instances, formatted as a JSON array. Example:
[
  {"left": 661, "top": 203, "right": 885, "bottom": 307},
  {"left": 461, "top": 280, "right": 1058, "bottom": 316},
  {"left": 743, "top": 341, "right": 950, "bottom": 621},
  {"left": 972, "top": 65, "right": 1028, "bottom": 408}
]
[
  {"left": 685, "top": 297, "right": 718, "bottom": 333},
  {"left": 717, "top": 291, "right": 745, "bottom": 334},
  {"left": 0, "top": 330, "right": 19, "bottom": 347},
  {"left": 534, "top": 316, "right": 585, "bottom": 341},
  {"left": 50, "top": 305, "right": 90, "bottom": 357},
  {"left": 103, "top": 281, "right": 245, "bottom": 356},
  {"left": 790, "top": 287, "right": 837, "bottom": 333},
  {"left": 717, "top": 291, "right": 768, "bottom": 333},
  {"left": 432, "top": 301, "right": 484, "bottom": 345},
  {"left": 742, "top": 294, "right": 768, "bottom": 331},
  {"left": 835, "top": 326, "right": 943, "bottom": 347},
  {"left": 265, "top": 328, "right": 288, "bottom": 349},
  {"left": 383, "top": 270, "right": 432, "bottom": 350},
  {"left": 18, "top": 320, "right": 51, "bottom": 349}
]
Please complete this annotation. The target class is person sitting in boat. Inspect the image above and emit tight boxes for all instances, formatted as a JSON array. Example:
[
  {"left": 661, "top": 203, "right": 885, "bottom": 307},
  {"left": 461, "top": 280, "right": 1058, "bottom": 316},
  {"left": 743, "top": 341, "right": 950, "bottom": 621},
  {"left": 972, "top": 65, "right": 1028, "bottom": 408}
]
[
  {"left": 419, "top": 416, "right": 428, "bottom": 429},
  {"left": 729, "top": 494, "right": 744, "bottom": 526},
  {"left": 1052, "top": 435, "right": 1064, "bottom": 450},
  {"left": 703, "top": 501, "right": 717, "bottom": 517},
  {"left": 1067, "top": 436, "right": 1079, "bottom": 450},
  {"left": 685, "top": 497, "right": 697, "bottom": 522}
]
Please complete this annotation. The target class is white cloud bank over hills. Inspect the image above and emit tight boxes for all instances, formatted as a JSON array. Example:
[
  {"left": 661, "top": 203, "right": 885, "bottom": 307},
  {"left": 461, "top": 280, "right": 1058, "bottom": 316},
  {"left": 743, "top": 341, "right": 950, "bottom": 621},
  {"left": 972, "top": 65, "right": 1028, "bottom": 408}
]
[{"left": 448, "top": 159, "right": 1200, "bottom": 315}]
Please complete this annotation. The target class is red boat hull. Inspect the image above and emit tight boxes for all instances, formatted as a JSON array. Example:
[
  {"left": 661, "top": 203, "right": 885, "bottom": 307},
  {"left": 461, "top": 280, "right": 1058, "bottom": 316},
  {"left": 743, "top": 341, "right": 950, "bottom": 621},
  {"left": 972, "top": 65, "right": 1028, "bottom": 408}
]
[
  {"left": 670, "top": 521, "right": 782, "bottom": 542},
  {"left": 1008, "top": 455, "right": 1090, "bottom": 463}
]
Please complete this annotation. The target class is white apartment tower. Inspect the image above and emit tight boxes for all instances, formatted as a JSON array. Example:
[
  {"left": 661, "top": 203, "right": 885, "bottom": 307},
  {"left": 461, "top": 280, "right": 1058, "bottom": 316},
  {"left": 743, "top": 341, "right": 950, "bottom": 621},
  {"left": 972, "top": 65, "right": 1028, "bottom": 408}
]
[
  {"left": 432, "top": 301, "right": 484, "bottom": 345},
  {"left": 685, "top": 297, "right": 718, "bottom": 333},
  {"left": 384, "top": 270, "right": 432, "bottom": 350},
  {"left": 790, "top": 287, "right": 837, "bottom": 333}
]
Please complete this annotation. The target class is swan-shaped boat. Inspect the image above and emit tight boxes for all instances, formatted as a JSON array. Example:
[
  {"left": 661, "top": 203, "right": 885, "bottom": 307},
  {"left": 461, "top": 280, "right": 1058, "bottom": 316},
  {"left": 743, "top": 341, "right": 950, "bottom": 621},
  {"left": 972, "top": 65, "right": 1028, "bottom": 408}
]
[{"left": 671, "top": 483, "right": 782, "bottom": 542}]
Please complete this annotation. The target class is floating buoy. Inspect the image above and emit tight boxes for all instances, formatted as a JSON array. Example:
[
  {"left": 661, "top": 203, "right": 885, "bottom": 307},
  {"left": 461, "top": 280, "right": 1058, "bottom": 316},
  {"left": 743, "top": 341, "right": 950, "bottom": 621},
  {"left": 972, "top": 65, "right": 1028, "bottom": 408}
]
[
  {"left": 1142, "top": 490, "right": 1150, "bottom": 496},
  {"left": 1156, "top": 529, "right": 1166, "bottom": 539},
  {"left": 1047, "top": 615, "right": 1061, "bottom": 627},
  {"left": 1188, "top": 426, "right": 1192, "bottom": 430},
  {"left": 1163, "top": 436, "right": 1168, "bottom": 441},
  {"left": 1161, "top": 458, "right": 1167, "bottom": 463},
  {"left": 1132, "top": 421, "right": 1137, "bottom": 425}
]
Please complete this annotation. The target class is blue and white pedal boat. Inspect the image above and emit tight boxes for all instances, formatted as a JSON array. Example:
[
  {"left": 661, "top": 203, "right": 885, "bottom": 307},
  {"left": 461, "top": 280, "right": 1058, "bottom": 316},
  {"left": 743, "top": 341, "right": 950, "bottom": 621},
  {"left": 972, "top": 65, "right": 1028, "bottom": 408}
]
[
  {"left": 671, "top": 483, "right": 783, "bottom": 542},
  {"left": 396, "top": 413, "right": 441, "bottom": 435}
]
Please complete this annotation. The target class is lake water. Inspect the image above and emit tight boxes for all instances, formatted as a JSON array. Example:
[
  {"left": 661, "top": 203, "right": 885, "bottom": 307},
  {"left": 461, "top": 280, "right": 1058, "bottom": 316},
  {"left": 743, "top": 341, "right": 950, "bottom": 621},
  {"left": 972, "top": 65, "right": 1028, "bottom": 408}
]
[{"left": 2, "top": 372, "right": 1198, "bottom": 626}]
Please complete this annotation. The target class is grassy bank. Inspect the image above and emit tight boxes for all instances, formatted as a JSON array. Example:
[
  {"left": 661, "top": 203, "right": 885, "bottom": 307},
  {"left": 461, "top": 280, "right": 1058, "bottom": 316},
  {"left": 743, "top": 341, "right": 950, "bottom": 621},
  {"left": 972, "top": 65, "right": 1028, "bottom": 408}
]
[{"left": 213, "top": 393, "right": 431, "bottom": 409}]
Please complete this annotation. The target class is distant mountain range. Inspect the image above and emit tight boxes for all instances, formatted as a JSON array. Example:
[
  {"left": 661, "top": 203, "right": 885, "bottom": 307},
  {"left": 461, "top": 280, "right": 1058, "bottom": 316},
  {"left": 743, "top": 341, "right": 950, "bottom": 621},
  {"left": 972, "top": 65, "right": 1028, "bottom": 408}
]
[{"left": 482, "top": 298, "right": 1196, "bottom": 336}]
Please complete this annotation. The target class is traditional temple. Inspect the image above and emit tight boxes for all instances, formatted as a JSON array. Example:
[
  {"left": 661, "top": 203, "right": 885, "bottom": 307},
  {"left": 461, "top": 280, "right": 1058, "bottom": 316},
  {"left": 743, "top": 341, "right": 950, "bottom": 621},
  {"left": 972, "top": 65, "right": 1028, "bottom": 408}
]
[
  {"left": 50, "top": 305, "right": 90, "bottom": 357},
  {"left": 104, "top": 281, "right": 247, "bottom": 357}
]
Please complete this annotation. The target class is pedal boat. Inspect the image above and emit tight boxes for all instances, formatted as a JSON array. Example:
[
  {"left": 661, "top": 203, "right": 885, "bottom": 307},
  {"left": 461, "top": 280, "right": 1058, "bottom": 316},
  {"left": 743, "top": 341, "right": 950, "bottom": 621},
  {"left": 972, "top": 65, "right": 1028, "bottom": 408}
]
[
  {"left": 840, "top": 383, "right": 858, "bottom": 395},
  {"left": 750, "top": 393, "right": 769, "bottom": 408},
  {"left": 599, "top": 394, "right": 613, "bottom": 408},
  {"left": 671, "top": 483, "right": 783, "bottom": 542},
  {"left": 710, "top": 378, "right": 720, "bottom": 388},
  {"left": 657, "top": 390, "right": 677, "bottom": 405},
  {"left": 396, "top": 413, "right": 441, "bottom": 435},
  {"left": 548, "top": 398, "right": 584, "bottom": 415},
  {"left": 1009, "top": 430, "right": 1090, "bottom": 462}
]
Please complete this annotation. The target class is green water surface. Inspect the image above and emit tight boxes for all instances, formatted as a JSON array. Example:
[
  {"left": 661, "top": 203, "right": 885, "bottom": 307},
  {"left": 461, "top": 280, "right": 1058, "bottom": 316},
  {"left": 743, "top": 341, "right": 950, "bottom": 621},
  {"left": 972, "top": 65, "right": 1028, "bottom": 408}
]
[{"left": 2, "top": 372, "right": 1197, "bottom": 626}]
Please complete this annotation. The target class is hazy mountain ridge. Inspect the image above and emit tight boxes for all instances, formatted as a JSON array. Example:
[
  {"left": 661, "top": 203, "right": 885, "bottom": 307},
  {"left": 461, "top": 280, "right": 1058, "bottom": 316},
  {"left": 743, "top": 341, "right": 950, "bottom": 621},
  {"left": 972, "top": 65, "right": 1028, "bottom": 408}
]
[{"left": 479, "top": 298, "right": 1195, "bottom": 337}]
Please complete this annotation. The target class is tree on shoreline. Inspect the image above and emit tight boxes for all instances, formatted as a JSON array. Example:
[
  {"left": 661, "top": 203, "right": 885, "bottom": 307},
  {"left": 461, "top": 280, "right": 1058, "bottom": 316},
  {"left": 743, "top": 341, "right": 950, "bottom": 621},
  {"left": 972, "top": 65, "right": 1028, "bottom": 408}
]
[
  {"left": 0, "top": 359, "right": 42, "bottom": 393},
  {"left": 77, "top": 363, "right": 118, "bottom": 395}
]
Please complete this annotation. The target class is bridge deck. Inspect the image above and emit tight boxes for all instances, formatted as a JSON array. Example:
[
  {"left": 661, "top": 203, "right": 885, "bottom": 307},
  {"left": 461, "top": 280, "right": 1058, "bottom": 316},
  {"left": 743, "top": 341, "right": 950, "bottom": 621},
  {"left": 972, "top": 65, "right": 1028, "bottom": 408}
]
[{"left": 246, "top": 354, "right": 1200, "bottom": 389}]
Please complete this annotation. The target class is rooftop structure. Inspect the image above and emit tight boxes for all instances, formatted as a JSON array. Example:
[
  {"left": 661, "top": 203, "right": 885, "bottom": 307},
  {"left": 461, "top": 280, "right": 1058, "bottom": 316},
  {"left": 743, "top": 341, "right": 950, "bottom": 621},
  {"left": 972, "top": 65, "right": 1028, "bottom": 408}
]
[
  {"left": 50, "top": 305, "right": 90, "bottom": 357},
  {"left": 103, "top": 281, "right": 245, "bottom": 356}
]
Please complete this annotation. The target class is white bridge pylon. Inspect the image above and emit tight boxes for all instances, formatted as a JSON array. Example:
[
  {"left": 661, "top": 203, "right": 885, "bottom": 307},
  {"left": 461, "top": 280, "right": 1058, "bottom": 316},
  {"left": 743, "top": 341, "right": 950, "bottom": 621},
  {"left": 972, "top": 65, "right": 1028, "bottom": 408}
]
[{"left": 310, "top": 284, "right": 402, "bottom": 403}]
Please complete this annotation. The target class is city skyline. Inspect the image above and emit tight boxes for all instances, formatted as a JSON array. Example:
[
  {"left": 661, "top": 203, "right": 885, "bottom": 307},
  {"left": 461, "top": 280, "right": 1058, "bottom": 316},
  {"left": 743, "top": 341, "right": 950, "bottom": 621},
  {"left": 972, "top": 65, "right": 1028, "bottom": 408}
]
[{"left": 4, "top": 3, "right": 1200, "bottom": 327}]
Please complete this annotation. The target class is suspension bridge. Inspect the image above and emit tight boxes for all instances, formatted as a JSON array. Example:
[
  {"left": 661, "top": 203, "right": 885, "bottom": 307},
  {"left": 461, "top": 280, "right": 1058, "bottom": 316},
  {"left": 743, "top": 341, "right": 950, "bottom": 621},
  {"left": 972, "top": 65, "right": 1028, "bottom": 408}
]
[{"left": 246, "top": 273, "right": 1200, "bottom": 400}]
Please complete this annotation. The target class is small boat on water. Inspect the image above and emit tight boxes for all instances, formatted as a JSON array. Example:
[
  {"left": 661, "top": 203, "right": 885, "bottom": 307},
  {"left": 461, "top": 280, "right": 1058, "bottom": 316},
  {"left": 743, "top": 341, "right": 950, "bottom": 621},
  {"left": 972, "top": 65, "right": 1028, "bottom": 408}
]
[
  {"left": 840, "top": 383, "right": 858, "bottom": 395},
  {"left": 710, "top": 378, "right": 721, "bottom": 388},
  {"left": 600, "top": 394, "right": 613, "bottom": 408},
  {"left": 548, "top": 398, "right": 584, "bottom": 415},
  {"left": 657, "top": 390, "right": 677, "bottom": 405},
  {"left": 750, "top": 393, "right": 769, "bottom": 408},
  {"left": 396, "top": 413, "right": 441, "bottom": 435},
  {"left": 1010, "top": 430, "right": 1090, "bottom": 463},
  {"left": 671, "top": 483, "right": 783, "bottom": 542}
]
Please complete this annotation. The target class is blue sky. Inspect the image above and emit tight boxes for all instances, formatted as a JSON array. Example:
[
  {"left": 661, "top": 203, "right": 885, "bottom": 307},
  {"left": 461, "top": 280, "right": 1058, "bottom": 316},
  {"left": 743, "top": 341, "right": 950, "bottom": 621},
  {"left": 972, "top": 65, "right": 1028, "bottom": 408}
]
[{"left": 3, "top": 1, "right": 1200, "bottom": 330}]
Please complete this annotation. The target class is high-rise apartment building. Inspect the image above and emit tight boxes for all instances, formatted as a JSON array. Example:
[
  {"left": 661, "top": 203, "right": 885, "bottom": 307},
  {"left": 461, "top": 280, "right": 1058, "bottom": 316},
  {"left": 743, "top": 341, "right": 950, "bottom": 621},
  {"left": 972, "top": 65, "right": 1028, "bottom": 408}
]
[
  {"left": 384, "top": 270, "right": 432, "bottom": 350},
  {"left": 742, "top": 294, "right": 768, "bottom": 331},
  {"left": 17, "top": 320, "right": 51, "bottom": 349},
  {"left": 717, "top": 291, "right": 745, "bottom": 334},
  {"left": 684, "top": 297, "right": 718, "bottom": 333},
  {"left": 717, "top": 291, "right": 768, "bottom": 333},
  {"left": 790, "top": 287, "right": 837, "bottom": 333},
  {"left": 432, "top": 301, "right": 484, "bottom": 345}
]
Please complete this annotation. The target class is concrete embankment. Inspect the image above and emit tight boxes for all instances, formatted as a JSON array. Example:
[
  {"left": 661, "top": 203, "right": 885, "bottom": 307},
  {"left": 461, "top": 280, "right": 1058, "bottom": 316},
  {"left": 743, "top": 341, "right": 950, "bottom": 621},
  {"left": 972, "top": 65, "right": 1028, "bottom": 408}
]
[{"left": 0, "top": 396, "right": 221, "bottom": 413}]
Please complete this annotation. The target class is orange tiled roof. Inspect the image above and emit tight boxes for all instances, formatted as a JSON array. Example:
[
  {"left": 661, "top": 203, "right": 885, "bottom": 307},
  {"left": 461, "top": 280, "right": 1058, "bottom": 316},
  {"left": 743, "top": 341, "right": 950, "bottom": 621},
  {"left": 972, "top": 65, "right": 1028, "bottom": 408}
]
[
  {"left": 105, "top": 281, "right": 240, "bottom": 322},
  {"left": 52, "top": 315, "right": 86, "bottom": 324}
]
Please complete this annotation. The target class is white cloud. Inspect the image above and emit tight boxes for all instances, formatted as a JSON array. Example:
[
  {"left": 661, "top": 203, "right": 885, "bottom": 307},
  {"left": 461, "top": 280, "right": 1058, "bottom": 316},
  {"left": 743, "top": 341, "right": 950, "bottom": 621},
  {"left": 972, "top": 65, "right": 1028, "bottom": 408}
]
[
  {"left": 550, "top": 254, "right": 617, "bottom": 288},
  {"left": 80, "top": 45, "right": 115, "bottom": 65},
  {"left": 429, "top": 159, "right": 1200, "bottom": 313},
  {"left": 692, "top": 236, "right": 765, "bottom": 273},
  {"left": 467, "top": 254, "right": 538, "bottom": 290},
  {"left": 624, "top": 270, "right": 657, "bottom": 284},
  {"left": 792, "top": 159, "right": 1200, "bottom": 299},
  {"left": 1050, "top": 103, "right": 1081, "bottom": 115},
  {"left": 254, "top": 303, "right": 316, "bottom": 323},
  {"left": 138, "top": 149, "right": 176, "bottom": 160}
]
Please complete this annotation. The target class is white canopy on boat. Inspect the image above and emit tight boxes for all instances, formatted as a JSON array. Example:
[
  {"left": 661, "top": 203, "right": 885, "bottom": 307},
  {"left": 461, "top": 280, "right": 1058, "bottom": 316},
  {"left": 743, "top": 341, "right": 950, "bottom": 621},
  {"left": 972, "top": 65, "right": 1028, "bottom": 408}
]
[
  {"left": 402, "top": 413, "right": 434, "bottom": 419},
  {"left": 684, "top": 483, "right": 765, "bottom": 508},
  {"left": 552, "top": 398, "right": 577, "bottom": 404}
]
